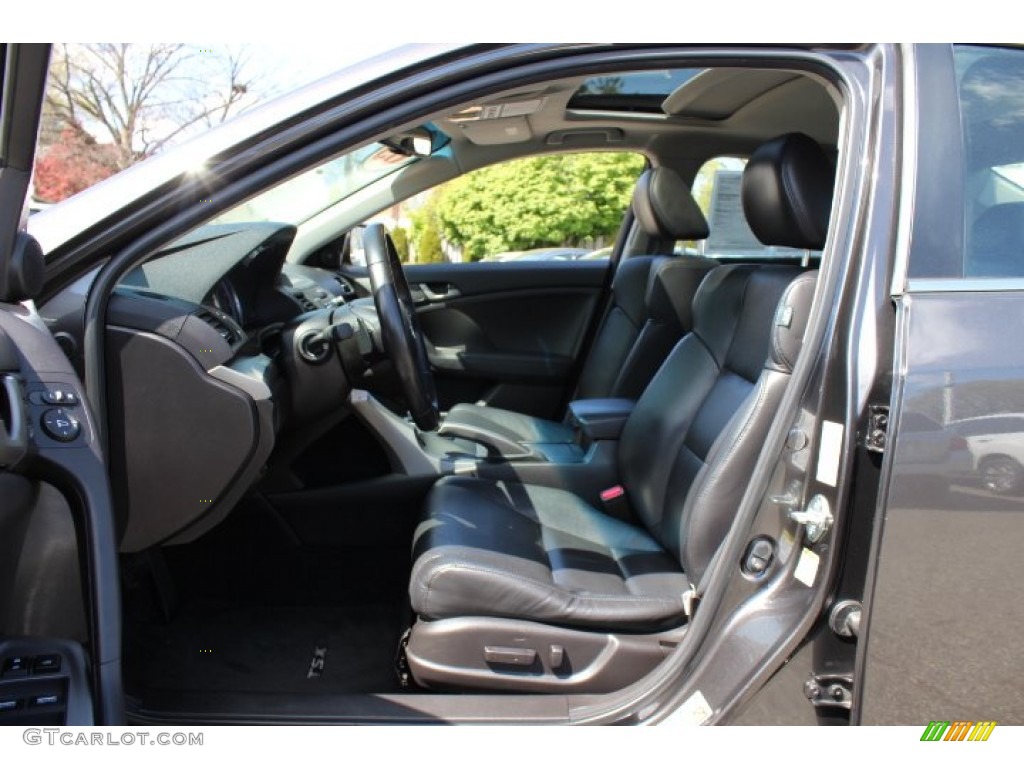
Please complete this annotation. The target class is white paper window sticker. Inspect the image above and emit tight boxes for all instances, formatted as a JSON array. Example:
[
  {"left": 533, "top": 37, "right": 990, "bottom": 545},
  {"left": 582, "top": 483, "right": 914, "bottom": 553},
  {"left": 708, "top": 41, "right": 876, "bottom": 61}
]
[
  {"left": 795, "top": 547, "right": 820, "bottom": 588},
  {"left": 674, "top": 690, "right": 713, "bottom": 726},
  {"left": 815, "top": 420, "right": 844, "bottom": 487}
]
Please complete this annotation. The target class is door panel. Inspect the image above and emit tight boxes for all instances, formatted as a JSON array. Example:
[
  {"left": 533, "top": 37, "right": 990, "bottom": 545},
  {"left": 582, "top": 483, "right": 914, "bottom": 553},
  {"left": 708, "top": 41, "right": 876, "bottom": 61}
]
[
  {"left": 402, "top": 260, "right": 609, "bottom": 417},
  {"left": 862, "top": 293, "right": 1024, "bottom": 724}
]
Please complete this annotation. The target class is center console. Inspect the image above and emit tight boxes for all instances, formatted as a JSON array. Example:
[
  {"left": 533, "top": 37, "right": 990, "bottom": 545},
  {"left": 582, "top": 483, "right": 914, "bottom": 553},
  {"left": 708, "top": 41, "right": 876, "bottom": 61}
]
[{"left": 349, "top": 390, "right": 635, "bottom": 506}]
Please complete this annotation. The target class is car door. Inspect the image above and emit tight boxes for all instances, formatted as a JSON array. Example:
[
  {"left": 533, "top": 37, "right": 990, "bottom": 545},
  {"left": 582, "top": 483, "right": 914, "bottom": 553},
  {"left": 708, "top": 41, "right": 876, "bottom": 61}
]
[
  {"left": 338, "top": 149, "right": 644, "bottom": 421},
  {"left": 857, "top": 44, "right": 1024, "bottom": 725},
  {"left": 403, "top": 258, "right": 611, "bottom": 418},
  {"left": 0, "top": 44, "right": 123, "bottom": 726}
]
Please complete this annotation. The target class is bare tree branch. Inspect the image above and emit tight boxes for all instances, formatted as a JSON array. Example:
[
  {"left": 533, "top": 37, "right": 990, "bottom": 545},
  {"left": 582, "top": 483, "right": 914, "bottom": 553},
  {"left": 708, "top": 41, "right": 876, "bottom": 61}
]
[{"left": 42, "top": 43, "right": 264, "bottom": 170}]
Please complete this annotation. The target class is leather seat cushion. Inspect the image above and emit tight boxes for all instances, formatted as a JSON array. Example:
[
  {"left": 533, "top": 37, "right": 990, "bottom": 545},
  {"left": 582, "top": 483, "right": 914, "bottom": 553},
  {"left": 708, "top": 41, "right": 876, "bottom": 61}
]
[
  {"left": 410, "top": 476, "right": 688, "bottom": 631},
  {"left": 444, "top": 402, "right": 575, "bottom": 444}
]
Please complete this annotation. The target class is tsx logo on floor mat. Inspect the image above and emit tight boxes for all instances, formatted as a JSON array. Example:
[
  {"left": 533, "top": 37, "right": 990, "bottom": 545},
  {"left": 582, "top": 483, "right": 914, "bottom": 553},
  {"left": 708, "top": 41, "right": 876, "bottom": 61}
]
[{"left": 307, "top": 645, "right": 328, "bottom": 679}]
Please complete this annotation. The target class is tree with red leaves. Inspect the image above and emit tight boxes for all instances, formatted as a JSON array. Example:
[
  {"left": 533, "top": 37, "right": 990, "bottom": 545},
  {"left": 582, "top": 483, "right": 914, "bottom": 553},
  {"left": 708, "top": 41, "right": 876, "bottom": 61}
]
[
  {"left": 33, "top": 123, "right": 120, "bottom": 203},
  {"left": 33, "top": 44, "right": 261, "bottom": 203}
]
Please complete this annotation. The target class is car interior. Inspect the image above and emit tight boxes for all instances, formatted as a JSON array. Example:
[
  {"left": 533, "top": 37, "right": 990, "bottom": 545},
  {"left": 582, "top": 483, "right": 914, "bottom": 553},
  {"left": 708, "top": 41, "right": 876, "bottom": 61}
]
[{"left": 10, "top": 58, "right": 845, "bottom": 722}]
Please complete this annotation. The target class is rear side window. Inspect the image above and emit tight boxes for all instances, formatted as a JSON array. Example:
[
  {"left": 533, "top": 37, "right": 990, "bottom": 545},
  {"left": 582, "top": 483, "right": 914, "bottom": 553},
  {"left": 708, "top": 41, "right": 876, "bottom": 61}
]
[
  {"left": 957, "top": 45, "right": 1024, "bottom": 278},
  {"left": 688, "top": 156, "right": 817, "bottom": 263}
]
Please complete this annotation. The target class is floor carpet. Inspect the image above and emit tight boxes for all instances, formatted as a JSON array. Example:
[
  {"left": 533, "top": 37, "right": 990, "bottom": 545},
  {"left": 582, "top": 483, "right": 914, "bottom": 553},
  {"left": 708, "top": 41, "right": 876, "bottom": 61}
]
[{"left": 122, "top": 498, "right": 413, "bottom": 697}]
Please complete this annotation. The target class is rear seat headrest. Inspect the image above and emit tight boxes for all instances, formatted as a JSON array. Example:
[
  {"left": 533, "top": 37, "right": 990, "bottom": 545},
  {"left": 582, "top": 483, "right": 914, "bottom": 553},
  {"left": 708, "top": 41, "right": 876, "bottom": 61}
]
[
  {"left": 768, "top": 271, "right": 817, "bottom": 375},
  {"left": 645, "top": 256, "right": 717, "bottom": 331},
  {"left": 632, "top": 167, "right": 710, "bottom": 241},
  {"left": 741, "top": 133, "right": 834, "bottom": 251}
]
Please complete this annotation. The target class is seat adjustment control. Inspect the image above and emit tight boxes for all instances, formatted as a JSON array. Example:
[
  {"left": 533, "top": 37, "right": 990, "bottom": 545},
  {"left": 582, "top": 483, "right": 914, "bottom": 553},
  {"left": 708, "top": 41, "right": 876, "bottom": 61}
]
[
  {"left": 549, "top": 644, "right": 565, "bottom": 668},
  {"left": 483, "top": 646, "right": 537, "bottom": 666}
]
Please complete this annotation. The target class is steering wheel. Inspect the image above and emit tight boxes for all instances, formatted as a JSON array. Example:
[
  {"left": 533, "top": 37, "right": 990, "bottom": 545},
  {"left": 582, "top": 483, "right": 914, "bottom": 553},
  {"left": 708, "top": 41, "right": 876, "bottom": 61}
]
[{"left": 363, "top": 223, "right": 440, "bottom": 431}]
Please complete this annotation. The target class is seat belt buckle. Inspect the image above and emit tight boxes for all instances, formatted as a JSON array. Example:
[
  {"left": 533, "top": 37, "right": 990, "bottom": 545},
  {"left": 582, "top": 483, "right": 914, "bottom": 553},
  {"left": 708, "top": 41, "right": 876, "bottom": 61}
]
[{"left": 599, "top": 485, "right": 632, "bottom": 521}]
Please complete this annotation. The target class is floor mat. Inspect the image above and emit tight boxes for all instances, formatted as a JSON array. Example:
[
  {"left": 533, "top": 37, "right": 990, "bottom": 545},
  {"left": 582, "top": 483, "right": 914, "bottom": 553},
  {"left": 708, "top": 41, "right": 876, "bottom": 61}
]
[
  {"left": 122, "top": 498, "right": 413, "bottom": 697},
  {"left": 125, "top": 600, "right": 405, "bottom": 694}
]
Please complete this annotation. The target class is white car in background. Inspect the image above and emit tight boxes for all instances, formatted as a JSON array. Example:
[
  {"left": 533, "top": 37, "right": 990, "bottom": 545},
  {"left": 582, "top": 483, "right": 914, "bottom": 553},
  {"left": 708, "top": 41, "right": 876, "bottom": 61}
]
[{"left": 952, "top": 414, "right": 1024, "bottom": 494}]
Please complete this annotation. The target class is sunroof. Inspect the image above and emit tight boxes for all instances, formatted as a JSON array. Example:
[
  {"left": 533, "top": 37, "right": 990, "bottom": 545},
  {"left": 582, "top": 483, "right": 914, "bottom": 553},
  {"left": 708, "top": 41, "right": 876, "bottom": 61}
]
[{"left": 568, "top": 69, "right": 705, "bottom": 113}]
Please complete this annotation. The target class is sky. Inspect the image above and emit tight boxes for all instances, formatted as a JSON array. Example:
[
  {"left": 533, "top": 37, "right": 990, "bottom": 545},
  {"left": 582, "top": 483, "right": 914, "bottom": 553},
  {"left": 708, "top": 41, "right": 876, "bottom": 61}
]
[{"left": 252, "top": 43, "right": 414, "bottom": 95}]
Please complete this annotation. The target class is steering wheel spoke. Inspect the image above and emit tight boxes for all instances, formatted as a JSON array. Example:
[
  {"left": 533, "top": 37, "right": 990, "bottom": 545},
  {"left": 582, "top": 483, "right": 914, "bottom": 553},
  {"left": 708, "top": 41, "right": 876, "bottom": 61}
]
[{"left": 364, "top": 223, "right": 440, "bottom": 431}]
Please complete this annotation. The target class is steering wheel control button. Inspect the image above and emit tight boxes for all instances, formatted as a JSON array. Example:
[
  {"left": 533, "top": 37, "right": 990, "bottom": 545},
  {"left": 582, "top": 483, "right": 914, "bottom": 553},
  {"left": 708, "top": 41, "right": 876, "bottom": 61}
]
[
  {"left": 41, "top": 408, "right": 81, "bottom": 442},
  {"left": 31, "top": 655, "right": 61, "bottom": 675},
  {"left": 2, "top": 657, "right": 29, "bottom": 678}
]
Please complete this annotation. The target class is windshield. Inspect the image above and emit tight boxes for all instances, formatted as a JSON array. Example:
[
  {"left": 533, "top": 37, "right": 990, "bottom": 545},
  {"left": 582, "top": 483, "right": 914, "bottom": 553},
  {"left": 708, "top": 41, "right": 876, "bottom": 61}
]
[{"left": 212, "top": 142, "right": 418, "bottom": 226}]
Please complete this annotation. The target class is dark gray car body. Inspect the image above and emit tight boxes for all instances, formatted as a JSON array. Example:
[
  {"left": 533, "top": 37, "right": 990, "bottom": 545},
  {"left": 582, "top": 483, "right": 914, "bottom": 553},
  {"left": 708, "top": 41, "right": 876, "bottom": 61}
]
[{"left": 0, "top": 43, "right": 1022, "bottom": 726}]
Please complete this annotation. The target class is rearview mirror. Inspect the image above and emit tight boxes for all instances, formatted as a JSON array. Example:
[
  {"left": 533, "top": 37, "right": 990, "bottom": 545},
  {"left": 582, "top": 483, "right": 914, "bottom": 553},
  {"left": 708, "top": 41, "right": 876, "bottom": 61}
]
[{"left": 383, "top": 127, "right": 434, "bottom": 158}]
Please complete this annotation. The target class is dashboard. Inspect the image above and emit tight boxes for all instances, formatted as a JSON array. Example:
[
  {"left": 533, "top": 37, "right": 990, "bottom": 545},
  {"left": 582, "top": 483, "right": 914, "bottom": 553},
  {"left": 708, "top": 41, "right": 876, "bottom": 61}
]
[
  {"left": 117, "top": 221, "right": 364, "bottom": 333},
  {"left": 38, "top": 220, "right": 368, "bottom": 554}
]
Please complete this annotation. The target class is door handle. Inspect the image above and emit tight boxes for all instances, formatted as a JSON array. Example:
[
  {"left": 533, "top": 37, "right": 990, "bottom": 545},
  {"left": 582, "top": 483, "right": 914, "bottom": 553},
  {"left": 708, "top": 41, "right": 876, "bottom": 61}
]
[{"left": 417, "top": 283, "right": 461, "bottom": 302}]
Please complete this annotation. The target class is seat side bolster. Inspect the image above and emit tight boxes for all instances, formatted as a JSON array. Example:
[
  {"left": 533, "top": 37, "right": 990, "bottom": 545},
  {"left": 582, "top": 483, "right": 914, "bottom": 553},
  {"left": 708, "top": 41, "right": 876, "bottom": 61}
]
[{"left": 411, "top": 545, "right": 685, "bottom": 630}]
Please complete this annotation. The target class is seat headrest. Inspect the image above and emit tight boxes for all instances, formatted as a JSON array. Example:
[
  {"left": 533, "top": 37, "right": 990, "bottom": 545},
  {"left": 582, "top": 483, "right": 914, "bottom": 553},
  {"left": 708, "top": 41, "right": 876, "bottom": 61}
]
[
  {"left": 645, "top": 256, "right": 716, "bottom": 331},
  {"left": 968, "top": 203, "right": 1024, "bottom": 277},
  {"left": 632, "top": 167, "right": 710, "bottom": 241},
  {"left": 741, "top": 133, "right": 834, "bottom": 251},
  {"left": 767, "top": 271, "right": 817, "bottom": 375}
]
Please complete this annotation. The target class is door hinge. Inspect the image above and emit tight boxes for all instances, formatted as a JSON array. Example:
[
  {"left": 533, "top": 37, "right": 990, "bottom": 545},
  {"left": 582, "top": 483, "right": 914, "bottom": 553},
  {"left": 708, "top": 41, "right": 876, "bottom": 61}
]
[
  {"left": 803, "top": 674, "right": 853, "bottom": 710},
  {"left": 864, "top": 405, "right": 889, "bottom": 453}
]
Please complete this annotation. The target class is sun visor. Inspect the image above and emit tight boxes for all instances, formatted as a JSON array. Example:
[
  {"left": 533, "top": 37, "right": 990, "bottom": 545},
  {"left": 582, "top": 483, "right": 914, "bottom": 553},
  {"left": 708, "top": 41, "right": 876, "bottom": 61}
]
[{"left": 455, "top": 116, "right": 532, "bottom": 145}]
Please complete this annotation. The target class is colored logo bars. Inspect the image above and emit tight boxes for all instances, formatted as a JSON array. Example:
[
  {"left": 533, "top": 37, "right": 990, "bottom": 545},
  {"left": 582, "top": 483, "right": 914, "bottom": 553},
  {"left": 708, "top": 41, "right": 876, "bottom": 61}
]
[{"left": 920, "top": 721, "right": 997, "bottom": 742}]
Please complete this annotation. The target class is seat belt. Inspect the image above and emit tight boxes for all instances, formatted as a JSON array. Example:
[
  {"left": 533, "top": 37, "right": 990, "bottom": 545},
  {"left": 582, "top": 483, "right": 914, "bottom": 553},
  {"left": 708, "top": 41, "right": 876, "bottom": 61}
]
[
  {"left": 558, "top": 209, "right": 635, "bottom": 413},
  {"left": 682, "top": 543, "right": 726, "bottom": 620}
]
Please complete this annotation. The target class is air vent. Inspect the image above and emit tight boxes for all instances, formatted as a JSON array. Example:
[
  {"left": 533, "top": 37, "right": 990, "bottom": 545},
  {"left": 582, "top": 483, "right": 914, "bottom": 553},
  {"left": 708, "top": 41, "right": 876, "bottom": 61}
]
[{"left": 194, "top": 308, "right": 240, "bottom": 345}]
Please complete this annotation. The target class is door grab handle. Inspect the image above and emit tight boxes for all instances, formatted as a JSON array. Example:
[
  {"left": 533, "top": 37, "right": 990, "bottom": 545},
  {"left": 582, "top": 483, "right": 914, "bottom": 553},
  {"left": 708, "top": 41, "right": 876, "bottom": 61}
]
[{"left": 418, "top": 284, "right": 461, "bottom": 301}]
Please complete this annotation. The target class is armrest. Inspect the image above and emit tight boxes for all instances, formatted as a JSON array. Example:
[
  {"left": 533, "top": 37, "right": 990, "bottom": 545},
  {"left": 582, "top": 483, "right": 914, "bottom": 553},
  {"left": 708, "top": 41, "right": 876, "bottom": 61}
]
[{"left": 567, "top": 398, "right": 636, "bottom": 442}]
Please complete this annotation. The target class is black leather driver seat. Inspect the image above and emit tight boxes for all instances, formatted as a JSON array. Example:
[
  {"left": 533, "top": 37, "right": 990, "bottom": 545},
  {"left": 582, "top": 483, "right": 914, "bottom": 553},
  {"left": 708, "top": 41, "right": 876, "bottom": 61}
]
[
  {"left": 441, "top": 167, "right": 716, "bottom": 447},
  {"left": 405, "top": 133, "right": 834, "bottom": 691}
]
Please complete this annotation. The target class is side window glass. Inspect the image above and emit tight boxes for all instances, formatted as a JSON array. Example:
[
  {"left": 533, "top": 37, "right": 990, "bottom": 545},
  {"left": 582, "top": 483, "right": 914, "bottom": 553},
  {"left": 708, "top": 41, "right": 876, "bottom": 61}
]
[
  {"left": 957, "top": 46, "right": 1024, "bottom": 278},
  {"left": 361, "top": 152, "right": 644, "bottom": 264},
  {"left": 688, "top": 156, "right": 818, "bottom": 263}
]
